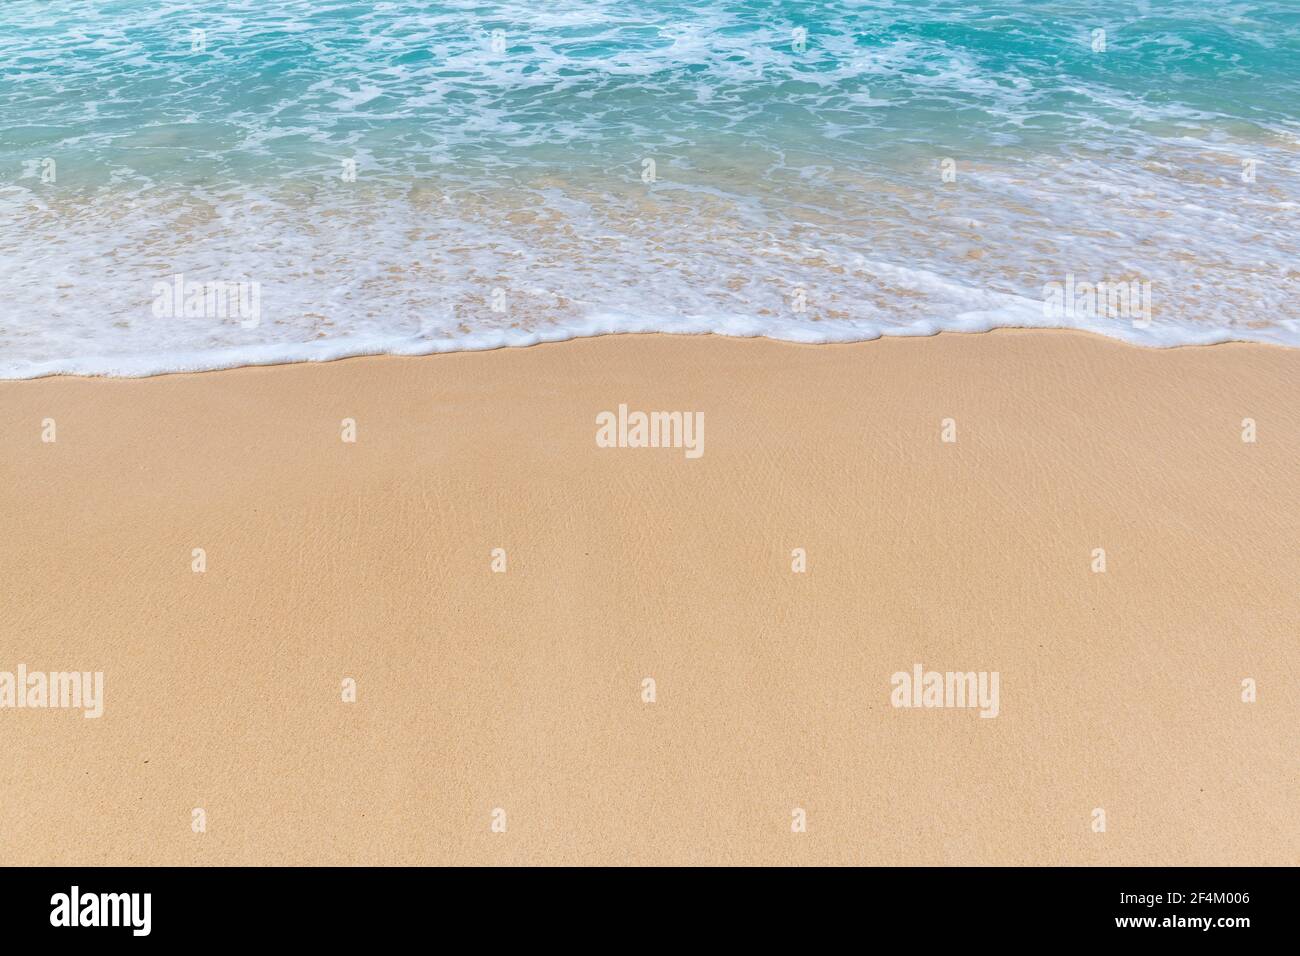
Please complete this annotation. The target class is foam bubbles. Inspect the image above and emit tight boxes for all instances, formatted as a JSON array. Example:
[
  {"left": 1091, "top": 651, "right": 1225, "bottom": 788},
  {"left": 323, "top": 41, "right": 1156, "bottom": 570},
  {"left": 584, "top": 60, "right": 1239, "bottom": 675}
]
[{"left": 1, "top": 0, "right": 1297, "bottom": 377}]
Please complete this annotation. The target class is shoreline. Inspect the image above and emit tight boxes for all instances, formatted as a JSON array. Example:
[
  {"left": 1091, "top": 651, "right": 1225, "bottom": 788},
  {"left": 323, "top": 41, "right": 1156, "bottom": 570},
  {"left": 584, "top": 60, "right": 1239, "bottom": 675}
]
[
  {"left": 6, "top": 324, "right": 1300, "bottom": 383},
  {"left": 2, "top": 328, "right": 1296, "bottom": 865}
]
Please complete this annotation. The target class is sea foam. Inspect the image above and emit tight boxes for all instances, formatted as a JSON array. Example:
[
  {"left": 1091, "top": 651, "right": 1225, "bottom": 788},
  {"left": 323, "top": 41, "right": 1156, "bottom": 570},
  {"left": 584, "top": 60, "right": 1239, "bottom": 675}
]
[{"left": 1, "top": 0, "right": 1297, "bottom": 377}]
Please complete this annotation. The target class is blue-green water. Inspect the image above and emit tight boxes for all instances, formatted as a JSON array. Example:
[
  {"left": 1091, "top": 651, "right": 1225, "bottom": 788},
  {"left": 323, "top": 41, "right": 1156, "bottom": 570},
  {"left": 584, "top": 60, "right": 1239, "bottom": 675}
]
[{"left": 2, "top": 1, "right": 1298, "bottom": 375}]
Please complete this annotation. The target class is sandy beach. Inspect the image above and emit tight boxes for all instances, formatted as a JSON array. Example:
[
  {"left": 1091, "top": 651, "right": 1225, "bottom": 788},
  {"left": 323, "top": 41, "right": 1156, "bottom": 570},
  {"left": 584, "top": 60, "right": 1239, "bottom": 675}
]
[{"left": 0, "top": 329, "right": 1295, "bottom": 866}]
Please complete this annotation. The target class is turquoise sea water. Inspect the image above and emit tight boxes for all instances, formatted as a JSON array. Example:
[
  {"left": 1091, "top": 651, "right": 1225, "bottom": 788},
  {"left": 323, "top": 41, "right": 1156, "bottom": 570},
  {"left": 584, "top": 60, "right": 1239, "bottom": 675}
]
[{"left": 1, "top": 0, "right": 1297, "bottom": 376}]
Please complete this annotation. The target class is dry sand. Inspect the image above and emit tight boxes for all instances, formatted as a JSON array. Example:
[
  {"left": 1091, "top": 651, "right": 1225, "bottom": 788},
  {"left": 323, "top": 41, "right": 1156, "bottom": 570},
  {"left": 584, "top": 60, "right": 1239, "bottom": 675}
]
[{"left": 0, "top": 329, "right": 1296, "bottom": 865}]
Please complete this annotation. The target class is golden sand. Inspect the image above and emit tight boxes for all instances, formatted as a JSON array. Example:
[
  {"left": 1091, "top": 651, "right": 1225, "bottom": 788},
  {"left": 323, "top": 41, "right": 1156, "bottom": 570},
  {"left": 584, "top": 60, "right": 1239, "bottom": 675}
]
[{"left": 1, "top": 329, "right": 1295, "bottom": 865}]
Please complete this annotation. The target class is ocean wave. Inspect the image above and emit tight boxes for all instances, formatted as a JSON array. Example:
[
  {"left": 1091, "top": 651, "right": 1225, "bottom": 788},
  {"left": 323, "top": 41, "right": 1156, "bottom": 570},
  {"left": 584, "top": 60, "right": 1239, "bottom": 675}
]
[{"left": 1, "top": 0, "right": 1297, "bottom": 376}]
